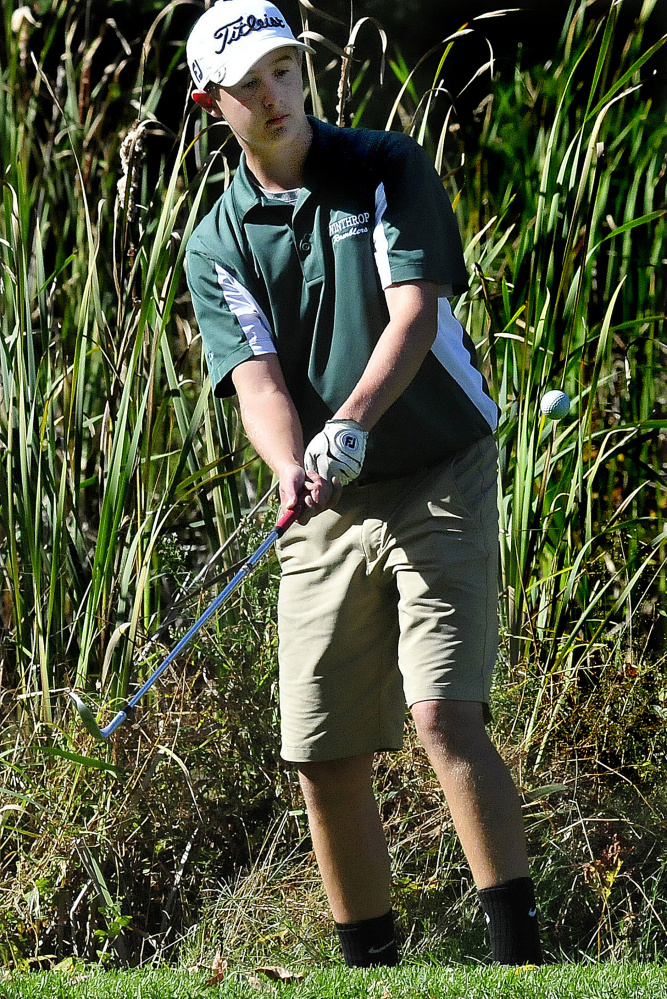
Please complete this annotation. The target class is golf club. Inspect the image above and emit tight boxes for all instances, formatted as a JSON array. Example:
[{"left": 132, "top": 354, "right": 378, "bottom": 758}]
[{"left": 70, "top": 501, "right": 303, "bottom": 740}]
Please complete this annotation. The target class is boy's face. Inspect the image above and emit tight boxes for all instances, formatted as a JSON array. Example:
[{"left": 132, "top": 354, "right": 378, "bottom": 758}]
[{"left": 205, "top": 49, "right": 307, "bottom": 157}]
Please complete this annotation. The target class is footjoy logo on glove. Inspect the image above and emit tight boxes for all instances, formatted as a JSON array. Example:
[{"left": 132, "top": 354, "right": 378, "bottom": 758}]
[{"left": 339, "top": 432, "right": 359, "bottom": 452}]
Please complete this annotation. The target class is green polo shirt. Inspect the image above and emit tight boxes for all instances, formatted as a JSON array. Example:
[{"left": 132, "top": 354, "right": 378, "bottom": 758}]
[{"left": 186, "top": 117, "right": 498, "bottom": 481}]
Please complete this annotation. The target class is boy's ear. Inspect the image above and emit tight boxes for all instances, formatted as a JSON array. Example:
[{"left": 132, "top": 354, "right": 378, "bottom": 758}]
[{"left": 192, "top": 89, "right": 219, "bottom": 115}]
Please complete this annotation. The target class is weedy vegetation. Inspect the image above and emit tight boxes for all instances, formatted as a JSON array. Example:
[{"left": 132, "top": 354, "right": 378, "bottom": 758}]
[{"left": 0, "top": 0, "right": 665, "bottom": 984}]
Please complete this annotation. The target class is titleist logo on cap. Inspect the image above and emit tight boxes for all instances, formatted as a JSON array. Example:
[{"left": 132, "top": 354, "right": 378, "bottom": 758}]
[
  {"left": 213, "top": 13, "right": 286, "bottom": 54},
  {"left": 186, "top": 0, "right": 314, "bottom": 90}
]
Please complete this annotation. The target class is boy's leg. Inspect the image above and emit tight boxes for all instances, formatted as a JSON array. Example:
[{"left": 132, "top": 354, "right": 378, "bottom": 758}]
[
  {"left": 298, "top": 753, "right": 399, "bottom": 967},
  {"left": 298, "top": 753, "right": 390, "bottom": 922},
  {"left": 411, "top": 699, "right": 527, "bottom": 887},
  {"left": 411, "top": 698, "right": 541, "bottom": 964}
]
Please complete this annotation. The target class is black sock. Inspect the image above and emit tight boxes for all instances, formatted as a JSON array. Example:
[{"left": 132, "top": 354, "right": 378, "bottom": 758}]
[
  {"left": 478, "top": 877, "right": 542, "bottom": 965},
  {"left": 334, "top": 909, "right": 399, "bottom": 968}
]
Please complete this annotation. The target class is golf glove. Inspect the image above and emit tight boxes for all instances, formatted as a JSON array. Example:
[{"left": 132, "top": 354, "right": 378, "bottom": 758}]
[{"left": 304, "top": 419, "right": 368, "bottom": 485}]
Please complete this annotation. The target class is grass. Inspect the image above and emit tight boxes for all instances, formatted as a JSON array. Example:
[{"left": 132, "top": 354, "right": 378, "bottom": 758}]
[{"left": 3, "top": 964, "right": 667, "bottom": 998}]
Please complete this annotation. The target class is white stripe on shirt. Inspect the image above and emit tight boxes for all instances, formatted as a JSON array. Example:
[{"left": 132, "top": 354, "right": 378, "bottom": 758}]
[
  {"left": 372, "top": 183, "right": 392, "bottom": 288},
  {"left": 432, "top": 298, "right": 499, "bottom": 430},
  {"left": 214, "top": 263, "right": 276, "bottom": 356},
  {"left": 373, "top": 183, "right": 497, "bottom": 431}
]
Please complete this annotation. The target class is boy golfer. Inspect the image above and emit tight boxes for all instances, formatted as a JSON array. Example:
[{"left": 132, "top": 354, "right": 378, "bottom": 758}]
[{"left": 185, "top": 0, "right": 542, "bottom": 967}]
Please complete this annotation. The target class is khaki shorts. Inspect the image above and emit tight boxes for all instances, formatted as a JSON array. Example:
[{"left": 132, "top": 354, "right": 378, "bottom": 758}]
[{"left": 276, "top": 435, "right": 500, "bottom": 763}]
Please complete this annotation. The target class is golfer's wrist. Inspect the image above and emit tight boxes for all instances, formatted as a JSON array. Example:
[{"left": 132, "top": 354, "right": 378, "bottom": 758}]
[
  {"left": 327, "top": 417, "right": 366, "bottom": 433},
  {"left": 331, "top": 412, "right": 371, "bottom": 432},
  {"left": 274, "top": 456, "right": 303, "bottom": 480}
]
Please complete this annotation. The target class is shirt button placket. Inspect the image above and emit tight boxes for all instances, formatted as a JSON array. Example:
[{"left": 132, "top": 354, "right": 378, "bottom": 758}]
[{"left": 294, "top": 211, "right": 323, "bottom": 281}]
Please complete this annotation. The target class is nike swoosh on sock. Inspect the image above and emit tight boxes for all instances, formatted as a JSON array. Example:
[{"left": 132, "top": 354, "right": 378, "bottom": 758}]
[{"left": 368, "top": 941, "right": 396, "bottom": 955}]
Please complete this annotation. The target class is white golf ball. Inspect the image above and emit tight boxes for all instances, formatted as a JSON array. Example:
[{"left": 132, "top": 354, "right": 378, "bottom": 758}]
[{"left": 540, "top": 389, "right": 570, "bottom": 420}]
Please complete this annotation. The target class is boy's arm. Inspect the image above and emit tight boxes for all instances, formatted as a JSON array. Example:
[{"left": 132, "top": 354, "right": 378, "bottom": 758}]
[
  {"left": 303, "top": 280, "right": 441, "bottom": 485},
  {"left": 231, "top": 353, "right": 339, "bottom": 520},
  {"left": 333, "top": 280, "right": 440, "bottom": 432}
]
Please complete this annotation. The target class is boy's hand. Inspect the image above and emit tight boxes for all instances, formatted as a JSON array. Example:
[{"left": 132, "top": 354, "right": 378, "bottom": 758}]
[
  {"left": 303, "top": 420, "right": 368, "bottom": 485},
  {"left": 279, "top": 464, "right": 341, "bottom": 525}
]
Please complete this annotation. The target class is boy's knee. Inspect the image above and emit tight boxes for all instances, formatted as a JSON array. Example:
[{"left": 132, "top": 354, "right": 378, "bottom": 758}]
[{"left": 411, "top": 699, "right": 488, "bottom": 758}]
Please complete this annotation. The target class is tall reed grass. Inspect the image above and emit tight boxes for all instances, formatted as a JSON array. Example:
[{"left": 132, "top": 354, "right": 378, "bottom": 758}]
[
  {"left": 0, "top": 2, "right": 252, "bottom": 728},
  {"left": 446, "top": 0, "right": 667, "bottom": 763},
  {"left": 303, "top": 0, "right": 666, "bottom": 760}
]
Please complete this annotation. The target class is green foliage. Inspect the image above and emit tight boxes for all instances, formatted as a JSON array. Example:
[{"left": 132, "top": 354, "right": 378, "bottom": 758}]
[
  {"left": 427, "top": 0, "right": 666, "bottom": 763},
  {"left": 0, "top": 0, "right": 246, "bottom": 713}
]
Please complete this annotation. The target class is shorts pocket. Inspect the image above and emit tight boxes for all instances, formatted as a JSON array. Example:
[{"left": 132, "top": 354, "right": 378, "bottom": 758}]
[{"left": 449, "top": 438, "right": 499, "bottom": 547}]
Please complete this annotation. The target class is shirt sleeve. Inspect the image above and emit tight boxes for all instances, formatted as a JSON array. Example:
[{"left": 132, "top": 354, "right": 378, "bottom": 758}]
[
  {"left": 372, "top": 135, "right": 469, "bottom": 294},
  {"left": 185, "top": 248, "right": 277, "bottom": 397}
]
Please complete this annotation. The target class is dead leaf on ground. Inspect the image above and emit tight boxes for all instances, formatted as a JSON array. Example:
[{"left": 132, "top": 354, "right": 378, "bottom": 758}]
[
  {"left": 205, "top": 951, "right": 228, "bottom": 985},
  {"left": 255, "top": 965, "right": 305, "bottom": 983}
]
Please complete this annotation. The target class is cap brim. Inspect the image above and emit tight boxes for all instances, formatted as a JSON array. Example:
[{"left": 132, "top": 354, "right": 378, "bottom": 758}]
[{"left": 211, "top": 39, "right": 315, "bottom": 88}]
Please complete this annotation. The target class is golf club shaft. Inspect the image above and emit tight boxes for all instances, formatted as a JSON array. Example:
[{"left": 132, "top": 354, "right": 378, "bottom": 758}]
[{"left": 81, "top": 502, "right": 303, "bottom": 739}]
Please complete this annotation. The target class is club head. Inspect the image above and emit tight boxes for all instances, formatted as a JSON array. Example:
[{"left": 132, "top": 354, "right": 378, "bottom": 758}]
[{"left": 69, "top": 691, "right": 105, "bottom": 740}]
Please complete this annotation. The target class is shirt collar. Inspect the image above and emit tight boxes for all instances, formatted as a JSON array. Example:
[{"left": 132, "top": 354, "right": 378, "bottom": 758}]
[{"left": 230, "top": 117, "right": 341, "bottom": 221}]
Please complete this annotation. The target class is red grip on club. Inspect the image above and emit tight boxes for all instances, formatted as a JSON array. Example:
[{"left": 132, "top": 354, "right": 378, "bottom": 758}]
[{"left": 275, "top": 496, "right": 306, "bottom": 534}]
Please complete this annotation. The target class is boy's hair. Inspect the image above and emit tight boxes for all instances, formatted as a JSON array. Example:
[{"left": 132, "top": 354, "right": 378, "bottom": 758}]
[{"left": 204, "top": 81, "right": 223, "bottom": 100}]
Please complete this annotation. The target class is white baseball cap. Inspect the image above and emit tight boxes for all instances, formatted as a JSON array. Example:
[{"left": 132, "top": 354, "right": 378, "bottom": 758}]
[{"left": 186, "top": 0, "right": 315, "bottom": 90}]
